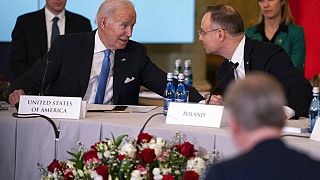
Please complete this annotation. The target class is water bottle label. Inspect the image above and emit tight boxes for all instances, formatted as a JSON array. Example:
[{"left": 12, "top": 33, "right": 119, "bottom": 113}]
[
  {"left": 175, "top": 99, "right": 186, "bottom": 103},
  {"left": 309, "top": 110, "right": 319, "bottom": 132},
  {"left": 185, "top": 78, "right": 192, "bottom": 86}
]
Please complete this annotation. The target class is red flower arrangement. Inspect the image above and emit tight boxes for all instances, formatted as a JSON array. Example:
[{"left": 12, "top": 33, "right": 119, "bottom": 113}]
[{"left": 38, "top": 132, "right": 209, "bottom": 180}]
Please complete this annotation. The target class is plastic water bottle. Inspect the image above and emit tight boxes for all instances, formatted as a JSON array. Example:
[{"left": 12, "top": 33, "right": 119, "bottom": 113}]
[
  {"left": 173, "top": 59, "right": 182, "bottom": 79},
  {"left": 175, "top": 73, "right": 187, "bottom": 102},
  {"left": 183, "top": 59, "right": 193, "bottom": 86},
  {"left": 309, "top": 87, "right": 319, "bottom": 133},
  {"left": 163, "top": 73, "right": 175, "bottom": 115}
]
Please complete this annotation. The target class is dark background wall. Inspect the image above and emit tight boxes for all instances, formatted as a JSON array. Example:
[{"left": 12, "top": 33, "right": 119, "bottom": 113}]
[{"left": 0, "top": 42, "right": 13, "bottom": 82}]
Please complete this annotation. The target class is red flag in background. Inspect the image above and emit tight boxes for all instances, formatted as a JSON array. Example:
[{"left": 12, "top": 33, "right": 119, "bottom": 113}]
[{"left": 288, "top": 0, "right": 320, "bottom": 79}]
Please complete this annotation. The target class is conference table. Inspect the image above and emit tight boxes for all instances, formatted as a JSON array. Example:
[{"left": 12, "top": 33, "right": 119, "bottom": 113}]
[{"left": 1, "top": 103, "right": 320, "bottom": 180}]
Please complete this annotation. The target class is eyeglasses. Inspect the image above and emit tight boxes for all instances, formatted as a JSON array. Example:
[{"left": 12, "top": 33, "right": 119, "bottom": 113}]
[{"left": 198, "top": 28, "right": 226, "bottom": 37}]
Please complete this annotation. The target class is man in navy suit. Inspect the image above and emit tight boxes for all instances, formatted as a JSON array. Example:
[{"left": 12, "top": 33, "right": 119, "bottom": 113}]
[
  {"left": 205, "top": 72, "right": 320, "bottom": 180},
  {"left": 200, "top": 4, "right": 312, "bottom": 118},
  {"left": 10, "top": 0, "right": 92, "bottom": 78},
  {"left": 7, "top": 0, "right": 204, "bottom": 106}
]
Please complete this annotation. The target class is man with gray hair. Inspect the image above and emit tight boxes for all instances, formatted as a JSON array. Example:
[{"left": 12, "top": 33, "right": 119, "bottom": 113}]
[
  {"left": 201, "top": 4, "right": 312, "bottom": 119},
  {"left": 8, "top": 0, "right": 204, "bottom": 106},
  {"left": 205, "top": 72, "right": 320, "bottom": 180}
]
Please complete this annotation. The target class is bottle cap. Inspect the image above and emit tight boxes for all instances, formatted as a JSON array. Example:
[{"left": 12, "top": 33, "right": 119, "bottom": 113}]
[
  {"left": 167, "top": 72, "right": 173, "bottom": 78},
  {"left": 184, "top": 59, "right": 191, "bottom": 67},
  {"left": 312, "top": 87, "right": 319, "bottom": 94},
  {"left": 178, "top": 73, "right": 184, "bottom": 80}
]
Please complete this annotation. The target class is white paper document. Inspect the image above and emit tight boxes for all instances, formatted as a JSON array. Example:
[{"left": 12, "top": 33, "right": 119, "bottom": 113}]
[
  {"left": 125, "top": 105, "right": 157, "bottom": 113},
  {"left": 87, "top": 104, "right": 115, "bottom": 111},
  {"left": 282, "top": 118, "right": 309, "bottom": 134}
]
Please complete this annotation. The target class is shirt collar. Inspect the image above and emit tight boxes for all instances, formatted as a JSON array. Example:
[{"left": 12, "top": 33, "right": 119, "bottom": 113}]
[
  {"left": 230, "top": 36, "right": 246, "bottom": 65},
  {"left": 94, "top": 31, "right": 115, "bottom": 54},
  {"left": 45, "top": 7, "right": 65, "bottom": 22},
  {"left": 94, "top": 31, "right": 107, "bottom": 53}
]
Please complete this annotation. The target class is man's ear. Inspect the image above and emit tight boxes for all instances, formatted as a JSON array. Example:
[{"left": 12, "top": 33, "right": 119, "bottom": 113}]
[
  {"left": 101, "top": 17, "right": 109, "bottom": 29},
  {"left": 217, "top": 29, "right": 226, "bottom": 41}
]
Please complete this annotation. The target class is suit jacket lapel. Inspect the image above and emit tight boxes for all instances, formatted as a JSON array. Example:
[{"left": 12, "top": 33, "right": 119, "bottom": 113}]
[
  {"left": 65, "top": 11, "right": 74, "bottom": 33},
  {"left": 36, "top": 9, "right": 48, "bottom": 54},
  {"left": 79, "top": 31, "right": 95, "bottom": 96},
  {"left": 274, "top": 32, "right": 287, "bottom": 46},
  {"left": 244, "top": 37, "right": 253, "bottom": 72},
  {"left": 113, "top": 50, "right": 130, "bottom": 104}
]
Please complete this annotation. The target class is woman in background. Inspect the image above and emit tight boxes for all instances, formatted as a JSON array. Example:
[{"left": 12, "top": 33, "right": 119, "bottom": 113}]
[{"left": 246, "top": 0, "right": 305, "bottom": 73}]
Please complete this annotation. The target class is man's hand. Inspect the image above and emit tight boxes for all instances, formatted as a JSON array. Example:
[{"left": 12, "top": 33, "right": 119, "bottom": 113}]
[
  {"left": 8, "top": 89, "right": 25, "bottom": 106},
  {"left": 206, "top": 95, "right": 224, "bottom": 105}
]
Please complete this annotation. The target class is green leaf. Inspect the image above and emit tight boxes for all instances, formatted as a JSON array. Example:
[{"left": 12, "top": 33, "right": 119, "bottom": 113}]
[
  {"left": 114, "top": 134, "right": 128, "bottom": 147},
  {"left": 111, "top": 132, "right": 116, "bottom": 143}
]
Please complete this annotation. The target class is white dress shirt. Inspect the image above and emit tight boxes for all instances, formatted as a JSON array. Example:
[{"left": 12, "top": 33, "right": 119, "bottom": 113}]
[
  {"left": 45, "top": 7, "right": 65, "bottom": 50},
  {"left": 83, "top": 31, "right": 114, "bottom": 104},
  {"left": 230, "top": 36, "right": 246, "bottom": 81}
]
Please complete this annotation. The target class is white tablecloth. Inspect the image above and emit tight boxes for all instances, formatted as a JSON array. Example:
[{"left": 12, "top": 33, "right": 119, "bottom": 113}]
[{"left": 1, "top": 105, "right": 320, "bottom": 180}]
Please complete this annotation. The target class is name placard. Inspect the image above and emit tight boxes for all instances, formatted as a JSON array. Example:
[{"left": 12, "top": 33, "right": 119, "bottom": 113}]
[
  {"left": 310, "top": 117, "right": 320, "bottom": 142},
  {"left": 18, "top": 95, "right": 82, "bottom": 119},
  {"left": 166, "top": 102, "right": 228, "bottom": 128}
]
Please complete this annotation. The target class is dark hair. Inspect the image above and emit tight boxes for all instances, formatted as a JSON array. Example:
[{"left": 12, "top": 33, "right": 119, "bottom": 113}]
[
  {"left": 225, "top": 72, "right": 286, "bottom": 130},
  {"left": 205, "top": 4, "right": 244, "bottom": 35}
]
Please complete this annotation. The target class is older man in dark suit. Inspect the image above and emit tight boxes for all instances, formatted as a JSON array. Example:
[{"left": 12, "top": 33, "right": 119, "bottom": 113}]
[
  {"left": 200, "top": 4, "right": 312, "bottom": 118},
  {"left": 205, "top": 72, "right": 320, "bottom": 180},
  {"left": 7, "top": 0, "right": 204, "bottom": 106},
  {"left": 10, "top": 0, "right": 92, "bottom": 78}
]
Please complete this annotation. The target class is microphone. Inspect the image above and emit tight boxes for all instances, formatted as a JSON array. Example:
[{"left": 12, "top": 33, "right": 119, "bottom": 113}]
[
  {"left": 206, "top": 62, "right": 239, "bottom": 104},
  {"left": 139, "top": 113, "right": 164, "bottom": 134},
  {"left": 40, "top": 54, "right": 51, "bottom": 96}
]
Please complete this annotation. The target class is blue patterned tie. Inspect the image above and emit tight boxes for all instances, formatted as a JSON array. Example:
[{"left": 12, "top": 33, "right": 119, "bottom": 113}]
[{"left": 95, "top": 49, "right": 111, "bottom": 104}]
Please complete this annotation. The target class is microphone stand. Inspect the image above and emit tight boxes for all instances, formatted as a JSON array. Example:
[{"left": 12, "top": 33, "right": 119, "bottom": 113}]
[
  {"left": 12, "top": 113, "right": 60, "bottom": 159},
  {"left": 139, "top": 113, "right": 164, "bottom": 134},
  {"left": 40, "top": 54, "right": 51, "bottom": 96},
  {"left": 206, "top": 62, "right": 239, "bottom": 104}
]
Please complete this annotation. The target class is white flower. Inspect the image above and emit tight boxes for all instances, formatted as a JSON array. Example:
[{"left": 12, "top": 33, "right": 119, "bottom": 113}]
[
  {"left": 156, "top": 137, "right": 165, "bottom": 146},
  {"left": 153, "top": 168, "right": 163, "bottom": 180},
  {"left": 120, "top": 143, "right": 137, "bottom": 158},
  {"left": 161, "top": 168, "right": 171, "bottom": 175},
  {"left": 72, "top": 169, "right": 77, "bottom": 176},
  {"left": 66, "top": 160, "right": 74, "bottom": 168},
  {"left": 150, "top": 139, "right": 156, "bottom": 144},
  {"left": 97, "top": 152, "right": 103, "bottom": 159},
  {"left": 148, "top": 143, "right": 162, "bottom": 157},
  {"left": 91, "top": 170, "right": 103, "bottom": 180},
  {"left": 77, "top": 169, "right": 84, "bottom": 177},
  {"left": 94, "top": 176, "right": 103, "bottom": 180},
  {"left": 187, "top": 157, "right": 206, "bottom": 175},
  {"left": 130, "top": 170, "right": 142, "bottom": 180},
  {"left": 152, "top": 168, "right": 161, "bottom": 176},
  {"left": 103, "top": 150, "right": 111, "bottom": 158}
]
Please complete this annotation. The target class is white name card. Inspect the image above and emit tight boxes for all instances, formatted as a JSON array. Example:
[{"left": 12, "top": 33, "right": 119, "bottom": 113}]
[
  {"left": 18, "top": 95, "right": 82, "bottom": 119},
  {"left": 166, "top": 102, "right": 228, "bottom": 128},
  {"left": 310, "top": 117, "right": 320, "bottom": 142}
]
